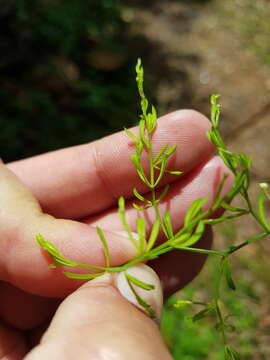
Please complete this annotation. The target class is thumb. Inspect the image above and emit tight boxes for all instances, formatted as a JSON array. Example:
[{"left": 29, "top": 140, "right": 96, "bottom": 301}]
[{"left": 25, "top": 264, "right": 172, "bottom": 360}]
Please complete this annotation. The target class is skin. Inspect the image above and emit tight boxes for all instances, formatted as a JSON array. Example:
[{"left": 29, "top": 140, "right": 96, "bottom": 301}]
[{"left": 0, "top": 109, "right": 232, "bottom": 359}]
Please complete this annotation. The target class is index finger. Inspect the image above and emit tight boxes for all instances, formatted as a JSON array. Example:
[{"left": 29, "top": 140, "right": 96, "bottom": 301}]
[{"left": 8, "top": 110, "right": 214, "bottom": 220}]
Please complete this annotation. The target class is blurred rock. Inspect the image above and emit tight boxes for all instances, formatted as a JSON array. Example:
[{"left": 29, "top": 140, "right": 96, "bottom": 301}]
[
  {"left": 54, "top": 57, "right": 80, "bottom": 82},
  {"left": 86, "top": 47, "right": 127, "bottom": 71}
]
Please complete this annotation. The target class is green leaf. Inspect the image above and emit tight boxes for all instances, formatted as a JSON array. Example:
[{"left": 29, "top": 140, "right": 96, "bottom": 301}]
[
  {"left": 157, "top": 184, "right": 170, "bottom": 202},
  {"left": 182, "top": 221, "right": 205, "bottom": 247},
  {"left": 210, "top": 94, "right": 221, "bottom": 127},
  {"left": 131, "top": 153, "right": 141, "bottom": 171},
  {"left": 203, "top": 212, "right": 247, "bottom": 225},
  {"left": 257, "top": 191, "right": 270, "bottom": 231},
  {"left": 135, "top": 58, "right": 145, "bottom": 101},
  {"left": 136, "top": 57, "right": 142, "bottom": 73},
  {"left": 212, "top": 173, "right": 229, "bottom": 205},
  {"left": 164, "top": 210, "right": 174, "bottom": 238},
  {"left": 139, "top": 119, "right": 148, "bottom": 147},
  {"left": 146, "top": 220, "right": 160, "bottom": 251},
  {"left": 36, "top": 234, "right": 77, "bottom": 267},
  {"left": 218, "top": 149, "right": 237, "bottom": 171},
  {"left": 125, "top": 272, "right": 155, "bottom": 290},
  {"left": 221, "top": 202, "right": 247, "bottom": 213},
  {"left": 153, "top": 158, "right": 167, "bottom": 187},
  {"left": 166, "top": 170, "right": 182, "bottom": 175},
  {"left": 48, "top": 263, "right": 57, "bottom": 269},
  {"left": 151, "top": 104, "right": 157, "bottom": 121},
  {"left": 223, "top": 257, "right": 236, "bottom": 290},
  {"left": 174, "top": 300, "right": 193, "bottom": 308},
  {"left": 37, "top": 235, "right": 107, "bottom": 272},
  {"left": 96, "top": 227, "right": 110, "bottom": 268},
  {"left": 118, "top": 197, "right": 139, "bottom": 250},
  {"left": 141, "top": 98, "right": 149, "bottom": 117},
  {"left": 238, "top": 153, "right": 252, "bottom": 169},
  {"left": 224, "top": 345, "right": 241, "bottom": 360},
  {"left": 133, "top": 203, "right": 146, "bottom": 211},
  {"left": 125, "top": 273, "right": 156, "bottom": 319},
  {"left": 36, "top": 234, "right": 59, "bottom": 257},
  {"left": 131, "top": 154, "right": 151, "bottom": 187},
  {"left": 135, "top": 140, "right": 143, "bottom": 156},
  {"left": 192, "top": 307, "right": 213, "bottom": 322},
  {"left": 64, "top": 272, "right": 105, "bottom": 279},
  {"left": 165, "top": 144, "right": 177, "bottom": 157},
  {"left": 146, "top": 105, "right": 157, "bottom": 133},
  {"left": 133, "top": 188, "right": 148, "bottom": 203},
  {"left": 184, "top": 198, "right": 208, "bottom": 229},
  {"left": 136, "top": 217, "right": 146, "bottom": 252},
  {"left": 207, "top": 128, "right": 220, "bottom": 147},
  {"left": 118, "top": 196, "right": 125, "bottom": 213},
  {"left": 137, "top": 170, "right": 152, "bottom": 188},
  {"left": 204, "top": 217, "right": 228, "bottom": 225},
  {"left": 224, "top": 171, "right": 247, "bottom": 200},
  {"left": 124, "top": 128, "right": 140, "bottom": 144},
  {"left": 153, "top": 145, "right": 168, "bottom": 164},
  {"left": 170, "top": 233, "right": 191, "bottom": 247}
]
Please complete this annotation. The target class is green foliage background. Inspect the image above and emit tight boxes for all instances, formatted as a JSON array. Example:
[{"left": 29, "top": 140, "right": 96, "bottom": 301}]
[{"left": 0, "top": 0, "right": 137, "bottom": 162}]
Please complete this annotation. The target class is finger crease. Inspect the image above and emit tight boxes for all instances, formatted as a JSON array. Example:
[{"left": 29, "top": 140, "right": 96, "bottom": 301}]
[{"left": 92, "top": 144, "right": 118, "bottom": 205}]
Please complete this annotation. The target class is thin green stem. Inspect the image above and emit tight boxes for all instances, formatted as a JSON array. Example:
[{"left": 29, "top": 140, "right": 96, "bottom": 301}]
[
  {"left": 226, "top": 231, "right": 269, "bottom": 255},
  {"left": 147, "top": 129, "right": 169, "bottom": 238},
  {"left": 192, "top": 301, "right": 212, "bottom": 306},
  {"left": 148, "top": 133, "right": 155, "bottom": 187},
  {"left": 175, "top": 246, "right": 226, "bottom": 257},
  {"left": 152, "top": 192, "right": 169, "bottom": 239},
  {"left": 121, "top": 217, "right": 140, "bottom": 252},
  {"left": 214, "top": 259, "right": 228, "bottom": 347},
  {"left": 215, "top": 299, "right": 227, "bottom": 346}
]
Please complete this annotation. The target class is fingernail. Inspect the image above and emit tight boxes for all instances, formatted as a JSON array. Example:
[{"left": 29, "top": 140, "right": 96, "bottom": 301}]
[
  {"left": 109, "top": 230, "right": 140, "bottom": 257},
  {"left": 111, "top": 230, "right": 139, "bottom": 241},
  {"left": 115, "top": 264, "right": 163, "bottom": 323}
]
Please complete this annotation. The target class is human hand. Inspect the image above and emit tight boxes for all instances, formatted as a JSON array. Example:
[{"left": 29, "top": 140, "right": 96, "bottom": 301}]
[{"left": 0, "top": 110, "right": 232, "bottom": 358}]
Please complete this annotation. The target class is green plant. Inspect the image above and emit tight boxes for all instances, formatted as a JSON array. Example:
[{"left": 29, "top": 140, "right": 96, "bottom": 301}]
[
  {"left": 161, "top": 256, "right": 259, "bottom": 359},
  {"left": 38, "top": 59, "right": 270, "bottom": 358}
]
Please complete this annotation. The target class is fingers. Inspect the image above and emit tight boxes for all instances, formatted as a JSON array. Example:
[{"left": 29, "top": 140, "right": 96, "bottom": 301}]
[
  {"left": 0, "top": 282, "right": 59, "bottom": 330},
  {"left": 86, "top": 156, "right": 233, "bottom": 235},
  {"left": 25, "top": 265, "right": 172, "bottom": 360},
  {"left": 0, "top": 321, "right": 27, "bottom": 359},
  {"left": 0, "top": 163, "right": 137, "bottom": 297},
  {"left": 8, "top": 110, "right": 214, "bottom": 219}
]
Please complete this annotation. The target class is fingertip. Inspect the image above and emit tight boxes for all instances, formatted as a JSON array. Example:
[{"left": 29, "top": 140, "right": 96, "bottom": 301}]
[
  {"left": 159, "top": 109, "right": 212, "bottom": 140},
  {"left": 80, "top": 264, "right": 163, "bottom": 322},
  {"left": 204, "top": 155, "right": 234, "bottom": 196},
  {"left": 30, "top": 266, "right": 171, "bottom": 360},
  {"left": 162, "top": 108, "right": 211, "bottom": 127},
  {"left": 156, "top": 109, "right": 214, "bottom": 169},
  {"left": 115, "top": 264, "right": 163, "bottom": 322}
]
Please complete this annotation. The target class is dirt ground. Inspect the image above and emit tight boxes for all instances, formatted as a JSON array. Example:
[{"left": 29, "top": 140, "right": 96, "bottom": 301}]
[{"left": 122, "top": 0, "right": 270, "bottom": 357}]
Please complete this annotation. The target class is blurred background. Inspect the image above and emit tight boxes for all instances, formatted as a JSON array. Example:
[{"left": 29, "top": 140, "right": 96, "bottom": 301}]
[{"left": 0, "top": 0, "right": 269, "bottom": 358}]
